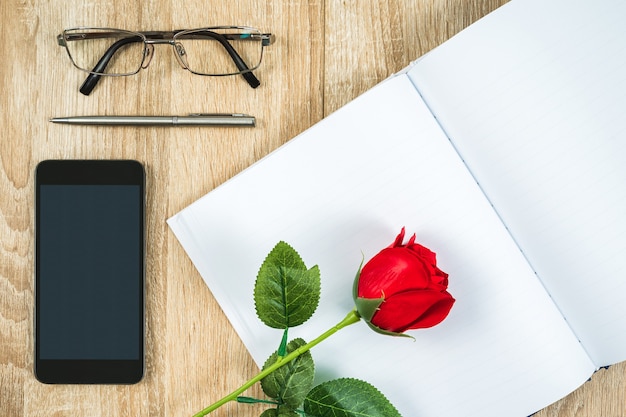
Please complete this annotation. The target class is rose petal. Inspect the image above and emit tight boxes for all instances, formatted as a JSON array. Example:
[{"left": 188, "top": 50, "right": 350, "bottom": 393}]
[
  {"left": 358, "top": 248, "right": 432, "bottom": 298},
  {"left": 407, "top": 242, "right": 437, "bottom": 267},
  {"left": 390, "top": 227, "right": 406, "bottom": 248},
  {"left": 404, "top": 292, "right": 455, "bottom": 330},
  {"left": 422, "top": 266, "right": 448, "bottom": 292},
  {"left": 403, "top": 249, "right": 448, "bottom": 290},
  {"left": 370, "top": 290, "right": 455, "bottom": 333}
]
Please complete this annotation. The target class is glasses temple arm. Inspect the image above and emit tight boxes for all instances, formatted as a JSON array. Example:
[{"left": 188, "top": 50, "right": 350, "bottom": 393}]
[
  {"left": 179, "top": 31, "right": 260, "bottom": 88},
  {"left": 79, "top": 35, "right": 144, "bottom": 96},
  {"left": 218, "top": 34, "right": 261, "bottom": 89}
]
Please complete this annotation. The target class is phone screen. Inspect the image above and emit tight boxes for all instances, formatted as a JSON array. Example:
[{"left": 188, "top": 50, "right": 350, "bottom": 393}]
[{"left": 35, "top": 160, "right": 145, "bottom": 384}]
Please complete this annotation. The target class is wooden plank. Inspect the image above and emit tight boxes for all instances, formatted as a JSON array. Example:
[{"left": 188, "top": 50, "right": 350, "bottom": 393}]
[{"left": 0, "top": 0, "right": 622, "bottom": 415}]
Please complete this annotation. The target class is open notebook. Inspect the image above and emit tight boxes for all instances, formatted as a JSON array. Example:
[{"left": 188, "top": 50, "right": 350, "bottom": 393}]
[{"left": 168, "top": 0, "right": 626, "bottom": 415}]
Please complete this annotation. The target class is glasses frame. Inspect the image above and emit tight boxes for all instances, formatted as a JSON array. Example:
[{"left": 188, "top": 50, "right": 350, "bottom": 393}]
[{"left": 57, "top": 26, "right": 275, "bottom": 96}]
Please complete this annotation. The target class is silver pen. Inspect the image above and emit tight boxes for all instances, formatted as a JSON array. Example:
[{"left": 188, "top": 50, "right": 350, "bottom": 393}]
[{"left": 49, "top": 113, "right": 256, "bottom": 127}]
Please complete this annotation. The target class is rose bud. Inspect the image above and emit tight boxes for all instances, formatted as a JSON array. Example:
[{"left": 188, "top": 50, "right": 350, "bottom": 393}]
[{"left": 353, "top": 228, "right": 455, "bottom": 336}]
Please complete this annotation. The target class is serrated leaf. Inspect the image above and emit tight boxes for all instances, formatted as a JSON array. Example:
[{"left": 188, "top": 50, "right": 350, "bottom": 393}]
[
  {"left": 254, "top": 241, "right": 321, "bottom": 329},
  {"left": 303, "top": 378, "right": 402, "bottom": 417},
  {"left": 261, "top": 338, "right": 315, "bottom": 410}
]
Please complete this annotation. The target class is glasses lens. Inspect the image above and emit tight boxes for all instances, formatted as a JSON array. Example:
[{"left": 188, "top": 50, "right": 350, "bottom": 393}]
[
  {"left": 63, "top": 28, "right": 146, "bottom": 75},
  {"left": 174, "top": 27, "right": 265, "bottom": 76}
]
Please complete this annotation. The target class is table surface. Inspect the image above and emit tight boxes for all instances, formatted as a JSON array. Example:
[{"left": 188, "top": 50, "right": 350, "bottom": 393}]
[{"left": 1, "top": 0, "right": 624, "bottom": 416}]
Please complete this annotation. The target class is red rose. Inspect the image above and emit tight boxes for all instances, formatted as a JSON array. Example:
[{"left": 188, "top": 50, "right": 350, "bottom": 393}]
[{"left": 353, "top": 228, "right": 455, "bottom": 335}]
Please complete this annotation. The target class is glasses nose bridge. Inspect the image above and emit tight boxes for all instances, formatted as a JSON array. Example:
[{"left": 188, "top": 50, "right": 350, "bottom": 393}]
[
  {"left": 144, "top": 38, "right": 175, "bottom": 45},
  {"left": 143, "top": 38, "right": 186, "bottom": 69}
]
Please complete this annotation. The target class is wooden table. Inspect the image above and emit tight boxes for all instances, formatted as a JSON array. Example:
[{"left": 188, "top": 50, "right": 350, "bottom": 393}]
[{"left": 1, "top": 0, "right": 623, "bottom": 415}]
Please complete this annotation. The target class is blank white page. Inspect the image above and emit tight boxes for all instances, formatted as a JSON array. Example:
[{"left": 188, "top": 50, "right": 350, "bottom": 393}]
[
  {"left": 169, "top": 74, "right": 593, "bottom": 417},
  {"left": 409, "top": 0, "right": 626, "bottom": 366}
]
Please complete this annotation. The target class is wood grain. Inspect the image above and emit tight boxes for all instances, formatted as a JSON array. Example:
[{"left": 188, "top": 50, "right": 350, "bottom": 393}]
[{"left": 1, "top": 0, "right": 623, "bottom": 416}]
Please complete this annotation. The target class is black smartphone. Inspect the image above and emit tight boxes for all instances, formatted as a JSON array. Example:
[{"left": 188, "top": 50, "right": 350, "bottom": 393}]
[{"left": 35, "top": 160, "right": 145, "bottom": 384}]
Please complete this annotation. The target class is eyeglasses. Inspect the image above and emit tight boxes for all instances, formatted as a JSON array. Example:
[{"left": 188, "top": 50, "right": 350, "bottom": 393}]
[{"left": 57, "top": 26, "right": 275, "bottom": 96}]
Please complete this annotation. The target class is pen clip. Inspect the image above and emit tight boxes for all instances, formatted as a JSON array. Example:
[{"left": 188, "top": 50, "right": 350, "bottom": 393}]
[{"left": 188, "top": 113, "right": 250, "bottom": 117}]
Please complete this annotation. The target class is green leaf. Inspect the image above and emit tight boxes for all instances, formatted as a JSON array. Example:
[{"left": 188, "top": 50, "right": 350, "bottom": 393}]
[
  {"left": 254, "top": 241, "right": 321, "bottom": 329},
  {"left": 303, "top": 378, "right": 402, "bottom": 417},
  {"left": 260, "top": 408, "right": 300, "bottom": 417},
  {"left": 261, "top": 338, "right": 315, "bottom": 410}
]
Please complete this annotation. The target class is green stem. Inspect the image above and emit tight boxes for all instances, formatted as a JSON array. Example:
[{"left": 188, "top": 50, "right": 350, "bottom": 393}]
[{"left": 192, "top": 309, "right": 362, "bottom": 417}]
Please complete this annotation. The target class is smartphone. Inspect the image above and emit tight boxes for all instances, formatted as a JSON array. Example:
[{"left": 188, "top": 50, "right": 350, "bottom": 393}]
[{"left": 35, "top": 160, "right": 145, "bottom": 384}]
